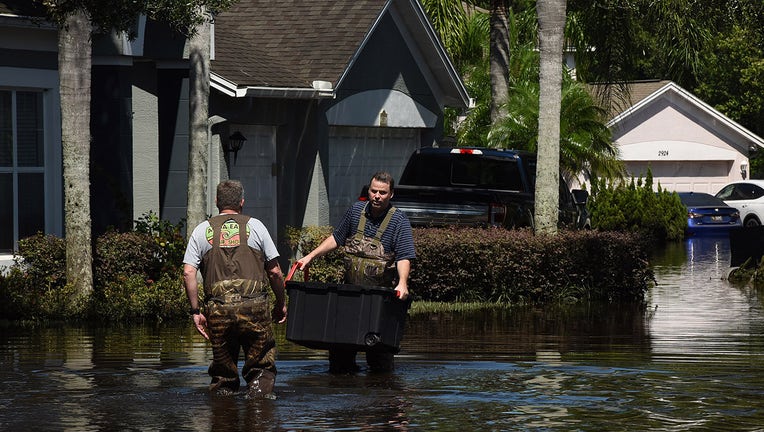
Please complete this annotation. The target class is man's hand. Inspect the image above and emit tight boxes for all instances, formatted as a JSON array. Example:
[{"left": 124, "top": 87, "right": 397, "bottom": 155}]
[
  {"left": 272, "top": 304, "right": 287, "bottom": 324},
  {"left": 193, "top": 313, "right": 209, "bottom": 340},
  {"left": 394, "top": 284, "right": 410, "bottom": 301}
]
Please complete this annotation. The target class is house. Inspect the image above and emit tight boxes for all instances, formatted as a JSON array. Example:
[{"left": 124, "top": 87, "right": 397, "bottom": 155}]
[
  {"left": 606, "top": 80, "right": 764, "bottom": 193},
  {"left": 0, "top": 0, "right": 470, "bottom": 268},
  {"left": 205, "top": 0, "right": 470, "bottom": 235}
]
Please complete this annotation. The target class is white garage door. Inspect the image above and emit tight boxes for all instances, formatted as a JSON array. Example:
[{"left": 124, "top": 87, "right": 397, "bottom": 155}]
[
  {"left": 626, "top": 161, "right": 732, "bottom": 194},
  {"left": 328, "top": 126, "right": 420, "bottom": 224}
]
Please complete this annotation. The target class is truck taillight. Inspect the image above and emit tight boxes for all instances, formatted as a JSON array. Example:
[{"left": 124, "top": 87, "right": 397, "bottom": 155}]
[
  {"left": 489, "top": 203, "right": 506, "bottom": 226},
  {"left": 450, "top": 148, "right": 483, "bottom": 155}
]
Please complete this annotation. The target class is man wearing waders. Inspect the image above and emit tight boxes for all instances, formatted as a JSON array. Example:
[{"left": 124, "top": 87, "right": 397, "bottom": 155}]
[
  {"left": 183, "top": 180, "right": 287, "bottom": 397},
  {"left": 297, "top": 171, "right": 415, "bottom": 373}
]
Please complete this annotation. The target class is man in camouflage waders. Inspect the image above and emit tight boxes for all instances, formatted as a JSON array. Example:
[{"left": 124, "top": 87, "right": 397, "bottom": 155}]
[
  {"left": 183, "top": 180, "right": 287, "bottom": 397},
  {"left": 297, "top": 171, "right": 415, "bottom": 373}
]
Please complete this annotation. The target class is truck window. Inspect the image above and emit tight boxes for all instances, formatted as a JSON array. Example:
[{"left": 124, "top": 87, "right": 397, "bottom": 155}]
[{"left": 401, "top": 153, "right": 525, "bottom": 191}]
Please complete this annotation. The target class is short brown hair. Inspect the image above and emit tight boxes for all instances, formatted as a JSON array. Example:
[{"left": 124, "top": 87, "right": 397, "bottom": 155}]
[
  {"left": 216, "top": 180, "right": 244, "bottom": 211},
  {"left": 370, "top": 171, "right": 395, "bottom": 191}
]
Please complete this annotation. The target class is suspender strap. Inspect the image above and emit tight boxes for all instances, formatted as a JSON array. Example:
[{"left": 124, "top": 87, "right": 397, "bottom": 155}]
[{"left": 357, "top": 203, "right": 397, "bottom": 240}]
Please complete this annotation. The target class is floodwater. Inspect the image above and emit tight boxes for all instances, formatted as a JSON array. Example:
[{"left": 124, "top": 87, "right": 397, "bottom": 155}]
[{"left": 2, "top": 235, "right": 764, "bottom": 431}]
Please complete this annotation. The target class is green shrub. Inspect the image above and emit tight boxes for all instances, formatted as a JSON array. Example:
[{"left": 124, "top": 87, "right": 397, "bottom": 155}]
[
  {"left": 589, "top": 170, "right": 686, "bottom": 241},
  {"left": 94, "top": 231, "right": 161, "bottom": 286},
  {"left": 409, "top": 227, "right": 653, "bottom": 304},
  {"left": 133, "top": 211, "right": 185, "bottom": 274},
  {"left": 283, "top": 225, "right": 344, "bottom": 283},
  {"left": 0, "top": 213, "right": 186, "bottom": 322},
  {"left": 0, "top": 233, "right": 67, "bottom": 319},
  {"left": 95, "top": 271, "right": 186, "bottom": 321},
  {"left": 286, "top": 225, "right": 653, "bottom": 305}
]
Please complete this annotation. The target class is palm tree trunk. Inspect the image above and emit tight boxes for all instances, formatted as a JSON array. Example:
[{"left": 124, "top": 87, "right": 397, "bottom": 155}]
[
  {"left": 534, "top": 0, "right": 566, "bottom": 235},
  {"left": 59, "top": 8, "right": 94, "bottom": 309},
  {"left": 490, "top": 0, "right": 510, "bottom": 123},
  {"left": 187, "top": 8, "right": 210, "bottom": 233}
]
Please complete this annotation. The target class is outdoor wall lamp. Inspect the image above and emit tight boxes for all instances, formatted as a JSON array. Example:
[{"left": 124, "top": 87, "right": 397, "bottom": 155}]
[
  {"left": 225, "top": 131, "right": 247, "bottom": 164},
  {"left": 741, "top": 162, "right": 748, "bottom": 180}
]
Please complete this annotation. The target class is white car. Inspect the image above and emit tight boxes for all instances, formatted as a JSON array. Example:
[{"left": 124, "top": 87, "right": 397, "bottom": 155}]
[{"left": 715, "top": 180, "right": 764, "bottom": 227}]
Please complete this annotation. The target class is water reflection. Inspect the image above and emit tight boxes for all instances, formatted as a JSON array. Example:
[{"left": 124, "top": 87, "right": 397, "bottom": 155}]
[{"left": 2, "top": 236, "right": 764, "bottom": 430}]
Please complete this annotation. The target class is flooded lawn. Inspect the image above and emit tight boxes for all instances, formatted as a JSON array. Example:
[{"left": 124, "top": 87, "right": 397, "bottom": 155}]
[{"left": 2, "top": 235, "right": 764, "bottom": 430}]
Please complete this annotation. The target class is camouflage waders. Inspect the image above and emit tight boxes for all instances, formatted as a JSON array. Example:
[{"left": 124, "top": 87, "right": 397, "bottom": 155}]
[
  {"left": 201, "top": 214, "right": 276, "bottom": 396},
  {"left": 331, "top": 206, "right": 398, "bottom": 373}
]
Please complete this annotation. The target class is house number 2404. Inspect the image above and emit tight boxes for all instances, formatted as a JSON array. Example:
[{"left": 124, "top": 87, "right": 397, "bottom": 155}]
[{"left": 658, "top": 150, "right": 669, "bottom": 157}]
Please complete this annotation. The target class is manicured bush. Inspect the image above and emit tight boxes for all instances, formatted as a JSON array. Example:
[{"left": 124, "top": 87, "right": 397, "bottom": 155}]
[
  {"left": 289, "top": 225, "right": 653, "bottom": 305},
  {"left": 409, "top": 227, "right": 652, "bottom": 304}
]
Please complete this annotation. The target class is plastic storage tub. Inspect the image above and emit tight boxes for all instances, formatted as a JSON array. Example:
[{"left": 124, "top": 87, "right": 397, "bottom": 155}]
[{"left": 285, "top": 281, "right": 411, "bottom": 352}]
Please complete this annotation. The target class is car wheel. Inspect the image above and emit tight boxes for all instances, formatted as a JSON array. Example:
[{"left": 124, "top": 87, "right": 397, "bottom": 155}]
[{"left": 745, "top": 217, "right": 761, "bottom": 228}]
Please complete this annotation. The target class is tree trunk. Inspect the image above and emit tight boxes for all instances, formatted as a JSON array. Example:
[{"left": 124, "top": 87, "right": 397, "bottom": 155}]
[
  {"left": 534, "top": 0, "right": 566, "bottom": 235},
  {"left": 59, "top": 8, "right": 94, "bottom": 310},
  {"left": 186, "top": 9, "right": 210, "bottom": 234},
  {"left": 490, "top": 0, "right": 511, "bottom": 124}
]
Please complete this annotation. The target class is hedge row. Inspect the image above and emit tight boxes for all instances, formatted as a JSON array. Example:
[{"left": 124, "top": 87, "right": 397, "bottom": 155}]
[
  {"left": 1, "top": 222, "right": 653, "bottom": 322},
  {"left": 0, "top": 212, "right": 187, "bottom": 321},
  {"left": 288, "top": 226, "right": 654, "bottom": 305}
]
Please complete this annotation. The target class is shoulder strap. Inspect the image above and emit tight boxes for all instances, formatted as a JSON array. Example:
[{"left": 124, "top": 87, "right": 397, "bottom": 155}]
[
  {"left": 356, "top": 203, "right": 368, "bottom": 235},
  {"left": 374, "top": 206, "right": 397, "bottom": 240}
]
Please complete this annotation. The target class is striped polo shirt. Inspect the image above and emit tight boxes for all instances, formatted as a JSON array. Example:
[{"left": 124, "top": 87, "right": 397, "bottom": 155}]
[{"left": 333, "top": 201, "right": 416, "bottom": 262}]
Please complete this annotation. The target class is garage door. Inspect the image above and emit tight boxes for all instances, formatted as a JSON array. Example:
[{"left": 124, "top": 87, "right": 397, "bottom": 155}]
[
  {"left": 626, "top": 161, "right": 731, "bottom": 194},
  {"left": 328, "top": 126, "right": 420, "bottom": 224}
]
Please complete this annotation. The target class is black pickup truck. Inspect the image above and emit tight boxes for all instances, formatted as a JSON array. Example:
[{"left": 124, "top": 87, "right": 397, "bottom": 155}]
[{"left": 365, "top": 147, "right": 590, "bottom": 229}]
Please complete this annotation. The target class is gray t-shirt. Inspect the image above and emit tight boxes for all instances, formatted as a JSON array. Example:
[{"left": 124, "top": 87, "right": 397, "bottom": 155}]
[{"left": 183, "top": 214, "right": 279, "bottom": 269}]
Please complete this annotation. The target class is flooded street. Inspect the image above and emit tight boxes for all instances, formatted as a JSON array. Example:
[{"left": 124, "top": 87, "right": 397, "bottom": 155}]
[{"left": 2, "top": 235, "right": 764, "bottom": 431}]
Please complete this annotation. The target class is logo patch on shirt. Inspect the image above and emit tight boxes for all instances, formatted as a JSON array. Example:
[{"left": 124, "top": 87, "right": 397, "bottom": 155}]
[{"left": 205, "top": 219, "right": 250, "bottom": 247}]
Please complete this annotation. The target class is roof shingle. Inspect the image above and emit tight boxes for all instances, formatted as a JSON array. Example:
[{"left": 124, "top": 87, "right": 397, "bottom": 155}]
[{"left": 213, "top": 0, "right": 386, "bottom": 89}]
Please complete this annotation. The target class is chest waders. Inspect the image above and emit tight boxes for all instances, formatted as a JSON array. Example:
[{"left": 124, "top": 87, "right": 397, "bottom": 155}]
[
  {"left": 201, "top": 214, "right": 277, "bottom": 397},
  {"left": 343, "top": 206, "right": 398, "bottom": 287},
  {"left": 331, "top": 205, "right": 398, "bottom": 373}
]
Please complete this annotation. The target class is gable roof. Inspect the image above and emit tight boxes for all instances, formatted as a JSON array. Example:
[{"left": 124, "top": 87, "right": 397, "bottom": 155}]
[
  {"left": 607, "top": 80, "right": 764, "bottom": 149},
  {"left": 211, "top": 0, "right": 470, "bottom": 108}
]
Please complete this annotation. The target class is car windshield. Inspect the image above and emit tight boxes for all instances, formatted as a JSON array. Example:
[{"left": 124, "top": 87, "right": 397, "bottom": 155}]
[{"left": 679, "top": 192, "right": 728, "bottom": 207}]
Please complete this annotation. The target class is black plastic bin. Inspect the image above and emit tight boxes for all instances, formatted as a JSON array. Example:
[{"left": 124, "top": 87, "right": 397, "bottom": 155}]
[{"left": 285, "top": 281, "right": 411, "bottom": 353}]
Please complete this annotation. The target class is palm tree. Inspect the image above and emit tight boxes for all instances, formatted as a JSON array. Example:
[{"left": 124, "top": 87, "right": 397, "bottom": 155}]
[
  {"left": 58, "top": 7, "right": 94, "bottom": 310},
  {"left": 490, "top": 47, "right": 620, "bottom": 177},
  {"left": 533, "top": 0, "right": 566, "bottom": 235},
  {"left": 40, "top": 0, "right": 235, "bottom": 313},
  {"left": 187, "top": 8, "right": 211, "bottom": 232}
]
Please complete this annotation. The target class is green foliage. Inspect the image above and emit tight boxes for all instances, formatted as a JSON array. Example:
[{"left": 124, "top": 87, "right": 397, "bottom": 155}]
[
  {"left": 409, "top": 227, "right": 653, "bottom": 304},
  {"left": 0, "top": 234, "right": 66, "bottom": 320},
  {"left": 588, "top": 171, "right": 687, "bottom": 241},
  {"left": 95, "top": 271, "right": 186, "bottom": 321},
  {"left": 94, "top": 231, "right": 162, "bottom": 287},
  {"left": 133, "top": 211, "right": 186, "bottom": 274},
  {"left": 283, "top": 226, "right": 345, "bottom": 283},
  {"left": 0, "top": 213, "right": 186, "bottom": 322},
  {"left": 695, "top": 24, "right": 764, "bottom": 142}
]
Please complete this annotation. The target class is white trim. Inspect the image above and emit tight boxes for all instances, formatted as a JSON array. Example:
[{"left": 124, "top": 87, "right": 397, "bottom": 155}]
[{"left": 210, "top": 72, "right": 335, "bottom": 99}]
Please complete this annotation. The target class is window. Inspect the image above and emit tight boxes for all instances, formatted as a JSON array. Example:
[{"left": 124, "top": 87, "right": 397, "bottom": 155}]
[{"left": 0, "top": 90, "right": 45, "bottom": 253}]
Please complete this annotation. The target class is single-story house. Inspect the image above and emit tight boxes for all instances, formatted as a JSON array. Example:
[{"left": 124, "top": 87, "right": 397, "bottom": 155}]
[
  {"left": 606, "top": 80, "right": 764, "bottom": 193},
  {"left": 0, "top": 0, "right": 470, "bottom": 268}
]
